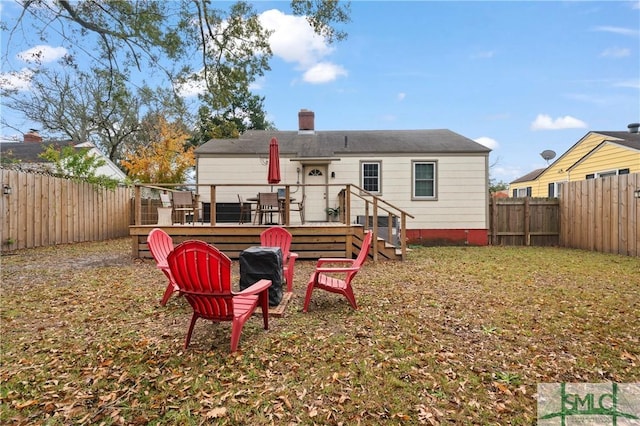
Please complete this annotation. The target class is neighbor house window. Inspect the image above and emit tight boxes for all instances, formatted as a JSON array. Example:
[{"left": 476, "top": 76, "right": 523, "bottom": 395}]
[
  {"left": 589, "top": 169, "right": 629, "bottom": 179},
  {"left": 596, "top": 168, "right": 629, "bottom": 178},
  {"left": 513, "top": 187, "right": 531, "bottom": 197},
  {"left": 413, "top": 161, "right": 436, "bottom": 199},
  {"left": 361, "top": 161, "right": 381, "bottom": 193},
  {"left": 548, "top": 182, "right": 562, "bottom": 197},
  {"left": 597, "top": 170, "right": 617, "bottom": 178}
]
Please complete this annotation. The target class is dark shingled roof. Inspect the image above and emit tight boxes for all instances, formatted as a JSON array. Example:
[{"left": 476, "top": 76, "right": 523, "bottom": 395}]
[
  {"left": 592, "top": 131, "right": 640, "bottom": 150},
  {"left": 0, "top": 141, "right": 77, "bottom": 163},
  {"left": 510, "top": 168, "right": 547, "bottom": 184},
  {"left": 195, "top": 129, "right": 491, "bottom": 157}
]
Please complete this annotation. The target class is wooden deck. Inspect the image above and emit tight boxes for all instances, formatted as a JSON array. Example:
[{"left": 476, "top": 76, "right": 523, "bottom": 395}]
[{"left": 130, "top": 223, "right": 401, "bottom": 261}]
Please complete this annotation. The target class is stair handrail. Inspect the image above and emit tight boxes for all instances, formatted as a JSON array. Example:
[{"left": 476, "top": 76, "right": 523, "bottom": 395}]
[{"left": 342, "top": 184, "right": 415, "bottom": 261}]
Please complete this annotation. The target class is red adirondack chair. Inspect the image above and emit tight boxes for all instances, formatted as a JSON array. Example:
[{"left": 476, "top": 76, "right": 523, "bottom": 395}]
[
  {"left": 147, "top": 228, "right": 178, "bottom": 306},
  {"left": 260, "top": 226, "right": 298, "bottom": 292},
  {"left": 167, "top": 240, "right": 271, "bottom": 352},
  {"left": 303, "top": 231, "right": 373, "bottom": 312}
]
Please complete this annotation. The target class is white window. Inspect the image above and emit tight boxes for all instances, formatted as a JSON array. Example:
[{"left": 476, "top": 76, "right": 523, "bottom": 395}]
[
  {"left": 589, "top": 168, "right": 630, "bottom": 179},
  {"left": 361, "top": 161, "right": 381, "bottom": 193},
  {"left": 597, "top": 170, "right": 617, "bottom": 178},
  {"left": 413, "top": 161, "right": 436, "bottom": 199},
  {"left": 548, "top": 182, "right": 563, "bottom": 197}
]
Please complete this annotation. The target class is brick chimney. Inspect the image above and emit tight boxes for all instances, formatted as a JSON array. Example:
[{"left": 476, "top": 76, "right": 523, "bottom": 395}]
[
  {"left": 24, "top": 129, "right": 42, "bottom": 143},
  {"left": 298, "top": 109, "right": 315, "bottom": 133}
]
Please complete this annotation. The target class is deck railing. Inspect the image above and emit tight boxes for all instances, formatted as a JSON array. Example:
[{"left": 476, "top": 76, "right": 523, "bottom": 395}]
[{"left": 133, "top": 183, "right": 414, "bottom": 260}]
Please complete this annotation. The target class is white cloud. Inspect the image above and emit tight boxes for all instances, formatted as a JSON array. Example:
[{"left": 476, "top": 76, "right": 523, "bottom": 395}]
[
  {"left": 472, "top": 50, "right": 495, "bottom": 59},
  {"left": 176, "top": 78, "right": 205, "bottom": 98},
  {"left": 593, "top": 26, "right": 638, "bottom": 37},
  {"left": 492, "top": 165, "right": 528, "bottom": 183},
  {"left": 474, "top": 137, "right": 499, "bottom": 150},
  {"left": 531, "top": 114, "right": 588, "bottom": 130},
  {"left": 259, "top": 9, "right": 346, "bottom": 84},
  {"left": 0, "top": 68, "right": 34, "bottom": 92},
  {"left": 302, "top": 62, "right": 347, "bottom": 84},
  {"left": 600, "top": 47, "right": 630, "bottom": 58},
  {"left": 612, "top": 79, "right": 640, "bottom": 89},
  {"left": 397, "top": 92, "right": 406, "bottom": 101},
  {"left": 260, "top": 10, "right": 332, "bottom": 67},
  {"left": 249, "top": 76, "right": 266, "bottom": 91},
  {"left": 17, "top": 45, "right": 67, "bottom": 64}
]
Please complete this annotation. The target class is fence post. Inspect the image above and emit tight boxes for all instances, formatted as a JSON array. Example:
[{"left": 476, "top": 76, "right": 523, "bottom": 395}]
[{"left": 524, "top": 197, "right": 530, "bottom": 246}]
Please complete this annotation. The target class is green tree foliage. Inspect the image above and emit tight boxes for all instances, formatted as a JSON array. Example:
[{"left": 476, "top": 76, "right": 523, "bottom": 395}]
[
  {"left": 191, "top": 87, "right": 275, "bottom": 146},
  {"left": 39, "top": 144, "right": 120, "bottom": 189},
  {"left": 4, "top": 1, "right": 350, "bottom": 165},
  {"left": 7, "top": 1, "right": 350, "bottom": 103},
  {"left": 489, "top": 178, "right": 509, "bottom": 193}
]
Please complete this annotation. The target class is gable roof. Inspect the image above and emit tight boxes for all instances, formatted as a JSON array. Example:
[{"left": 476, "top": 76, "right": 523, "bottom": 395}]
[
  {"left": 591, "top": 131, "right": 640, "bottom": 150},
  {"left": 510, "top": 168, "right": 546, "bottom": 184},
  {"left": 1, "top": 140, "right": 127, "bottom": 180},
  {"left": 195, "top": 129, "right": 491, "bottom": 158},
  {"left": 567, "top": 138, "right": 640, "bottom": 172},
  {"left": 510, "top": 130, "right": 640, "bottom": 184},
  {"left": 0, "top": 140, "right": 78, "bottom": 163}
]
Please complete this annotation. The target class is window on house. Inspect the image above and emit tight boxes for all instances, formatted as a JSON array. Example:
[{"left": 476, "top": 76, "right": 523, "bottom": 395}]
[
  {"left": 597, "top": 170, "right": 617, "bottom": 178},
  {"left": 412, "top": 161, "right": 436, "bottom": 199},
  {"left": 548, "top": 182, "right": 562, "bottom": 197},
  {"left": 515, "top": 187, "right": 531, "bottom": 197},
  {"left": 591, "top": 169, "right": 629, "bottom": 179},
  {"left": 361, "top": 161, "right": 381, "bottom": 193}
]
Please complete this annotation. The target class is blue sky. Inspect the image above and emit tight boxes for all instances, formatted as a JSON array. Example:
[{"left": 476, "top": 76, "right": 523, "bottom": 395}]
[{"left": 1, "top": 1, "right": 639, "bottom": 183}]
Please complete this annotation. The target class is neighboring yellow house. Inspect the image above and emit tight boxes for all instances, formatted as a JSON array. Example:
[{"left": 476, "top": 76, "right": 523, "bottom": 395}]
[{"left": 510, "top": 125, "right": 640, "bottom": 197}]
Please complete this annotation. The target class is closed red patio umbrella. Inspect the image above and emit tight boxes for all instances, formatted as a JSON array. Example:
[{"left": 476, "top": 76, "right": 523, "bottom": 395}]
[{"left": 267, "top": 137, "right": 281, "bottom": 185}]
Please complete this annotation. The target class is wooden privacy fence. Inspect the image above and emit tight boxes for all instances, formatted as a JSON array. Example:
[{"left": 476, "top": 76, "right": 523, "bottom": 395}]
[
  {"left": 559, "top": 172, "right": 639, "bottom": 257},
  {"left": 1, "top": 169, "right": 131, "bottom": 251},
  {"left": 490, "top": 173, "right": 639, "bottom": 256},
  {"left": 489, "top": 197, "right": 560, "bottom": 246}
]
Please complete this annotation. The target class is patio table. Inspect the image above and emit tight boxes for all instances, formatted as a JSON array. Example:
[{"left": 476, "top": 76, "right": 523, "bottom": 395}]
[{"left": 247, "top": 196, "right": 296, "bottom": 225}]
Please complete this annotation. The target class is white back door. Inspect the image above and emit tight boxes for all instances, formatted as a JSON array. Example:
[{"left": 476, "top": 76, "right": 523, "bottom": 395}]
[{"left": 303, "top": 165, "right": 328, "bottom": 222}]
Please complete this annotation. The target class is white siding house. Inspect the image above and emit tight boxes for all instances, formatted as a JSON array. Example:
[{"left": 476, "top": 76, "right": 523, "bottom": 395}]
[
  {"left": 195, "top": 110, "right": 491, "bottom": 245},
  {"left": 0, "top": 131, "right": 126, "bottom": 181}
]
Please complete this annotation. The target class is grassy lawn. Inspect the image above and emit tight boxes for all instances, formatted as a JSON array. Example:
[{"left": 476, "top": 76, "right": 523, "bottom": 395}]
[{"left": 1, "top": 239, "right": 639, "bottom": 425}]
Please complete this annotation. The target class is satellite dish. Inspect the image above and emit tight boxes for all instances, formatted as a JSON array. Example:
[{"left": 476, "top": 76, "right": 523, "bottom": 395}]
[{"left": 540, "top": 150, "right": 556, "bottom": 163}]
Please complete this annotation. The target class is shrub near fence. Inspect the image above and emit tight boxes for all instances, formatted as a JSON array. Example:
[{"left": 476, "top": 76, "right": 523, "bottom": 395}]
[{"left": 1, "top": 169, "right": 131, "bottom": 251}]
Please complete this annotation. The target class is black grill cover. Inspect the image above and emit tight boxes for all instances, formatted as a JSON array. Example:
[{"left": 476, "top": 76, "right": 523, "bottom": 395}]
[{"left": 239, "top": 246, "right": 283, "bottom": 306}]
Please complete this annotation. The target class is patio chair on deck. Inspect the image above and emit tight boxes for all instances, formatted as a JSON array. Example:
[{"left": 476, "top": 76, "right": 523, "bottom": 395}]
[
  {"left": 147, "top": 228, "right": 178, "bottom": 306},
  {"left": 260, "top": 226, "right": 299, "bottom": 292},
  {"left": 160, "top": 193, "right": 172, "bottom": 208},
  {"left": 289, "top": 194, "right": 306, "bottom": 224},
  {"left": 172, "top": 191, "right": 197, "bottom": 224},
  {"left": 238, "top": 194, "right": 254, "bottom": 224},
  {"left": 254, "top": 192, "right": 283, "bottom": 225},
  {"left": 303, "top": 231, "right": 373, "bottom": 312},
  {"left": 167, "top": 240, "right": 271, "bottom": 352}
]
